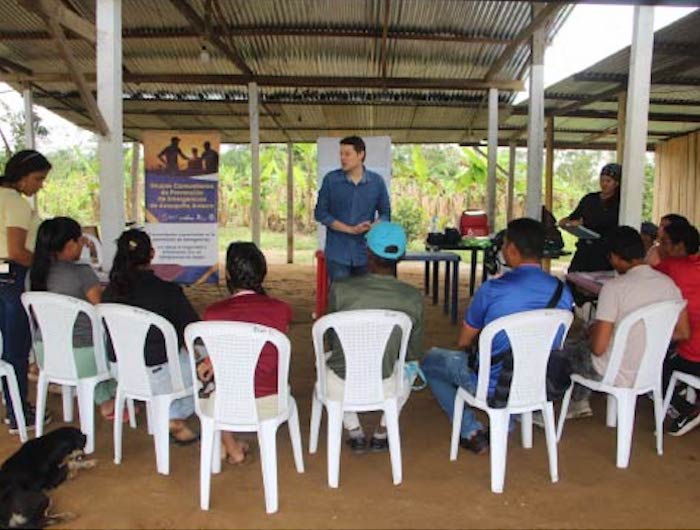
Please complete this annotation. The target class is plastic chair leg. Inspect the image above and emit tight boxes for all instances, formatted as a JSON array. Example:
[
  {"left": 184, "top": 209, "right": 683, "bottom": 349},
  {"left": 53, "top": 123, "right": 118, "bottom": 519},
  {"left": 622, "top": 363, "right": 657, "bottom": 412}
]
[
  {"left": 62, "top": 385, "right": 74, "bottom": 422},
  {"left": 653, "top": 386, "right": 664, "bottom": 456},
  {"left": 384, "top": 399, "right": 402, "bottom": 486},
  {"left": 288, "top": 398, "right": 305, "bottom": 473},
  {"left": 211, "top": 430, "right": 222, "bottom": 475},
  {"left": 127, "top": 399, "right": 137, "bottom": 429},
  {"left": 308, "top": 391, "right": 322, "bottom": 454},
  {"left": 3, "top": 369, "right": 27, "bottom": 443},
  {"left": 113, "top": 390, "right": 126, "bottom": 465},
  {"left": 542, "top": 402, "right": 559, "bottom": 483},
  {"left": 326, "top": 400, "right": 343, "bottom": 488},
  {"left": 615, "top": 393, "right": 637, "bottom": 469},
  {"left": 76, "top": 381, "right": 96, "bottom": 454},
  {"left": 199, "top": 421, "right": 215, "bottom": 510},
  {"left": 152, "top": 398, "right": 171, "bottom": 475},
  {"left": 521, "top": 412, "right": 533, "bottom": 449},
  {"left": 489, "top": 411, "right": 510, "bottom": 494},
  {"left": 146, "top": 401, "right": 154, "bottom": 435},
  {"left": 35, "top": 373, "right": 49, "bottom": 437},
  {"left": 662, "top": 374, "right": 678, "bottom": 420},
  {"left": 258, "top": 420, "right": 279, "bottom": 514},
  {"left": 557, "top": 384, "right": 574, "bottom": 442},
  {"left": 450, "top": 393, "right": 465, "bottom": 461},
  {"left": 606, "top": 395, "right": 617, "bottom": 428}
]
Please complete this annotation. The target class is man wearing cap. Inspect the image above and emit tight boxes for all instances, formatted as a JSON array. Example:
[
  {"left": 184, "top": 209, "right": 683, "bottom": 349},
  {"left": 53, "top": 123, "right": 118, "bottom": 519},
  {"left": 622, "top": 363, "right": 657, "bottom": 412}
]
[
  {"left": 315, "top": 136, "right": 391, "bottom": 282},
  {"left": 325, "top": 222, "right": 424, "bottom": 452},
  {"left": 158, "top": 136, "right": 189, "bottom": 173}
]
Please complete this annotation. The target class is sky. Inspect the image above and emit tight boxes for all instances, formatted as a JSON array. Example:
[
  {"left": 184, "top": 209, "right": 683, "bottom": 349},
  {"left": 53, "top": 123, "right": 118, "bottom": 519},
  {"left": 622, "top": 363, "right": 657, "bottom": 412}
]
[{"left": 0, "top": 4, "right": 696, "bottom": 152}]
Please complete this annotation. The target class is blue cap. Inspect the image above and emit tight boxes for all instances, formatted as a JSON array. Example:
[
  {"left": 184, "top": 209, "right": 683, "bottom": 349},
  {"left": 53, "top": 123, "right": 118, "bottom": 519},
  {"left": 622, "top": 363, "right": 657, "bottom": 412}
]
[{"left": 366, "top": 222, "right": 407, "bottom": 260}]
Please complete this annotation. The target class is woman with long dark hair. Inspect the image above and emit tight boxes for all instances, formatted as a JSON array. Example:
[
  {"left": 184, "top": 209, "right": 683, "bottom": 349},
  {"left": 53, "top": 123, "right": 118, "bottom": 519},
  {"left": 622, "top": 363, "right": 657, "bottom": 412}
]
[
  {"left": 29, "top": 217, "right": 120, "bottom": 420},
  {"left": 103, "top": 229, "right": 199, "bottom": 444},
  {"left": 0, "top": 150, "right": 52, "bottom": 433},
  {"left": 198, "top": 242, "right": 292, "bottom": 464}
]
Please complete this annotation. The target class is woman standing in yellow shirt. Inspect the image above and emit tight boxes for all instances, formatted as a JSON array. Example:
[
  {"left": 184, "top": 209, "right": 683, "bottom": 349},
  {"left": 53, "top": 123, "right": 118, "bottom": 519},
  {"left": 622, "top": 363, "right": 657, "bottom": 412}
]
[{"left": 0, "top": 150, "right": 52, "bottom": 434}]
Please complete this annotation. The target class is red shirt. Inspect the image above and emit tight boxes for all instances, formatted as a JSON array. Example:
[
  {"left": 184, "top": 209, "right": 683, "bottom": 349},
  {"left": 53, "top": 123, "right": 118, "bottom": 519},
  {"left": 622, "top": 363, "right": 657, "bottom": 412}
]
[
  {"left": 656, "top": 255, "right": 700, "bottom": 362},
  {"left": 204, "top": 292, "right": 293, "bottom": 397}
]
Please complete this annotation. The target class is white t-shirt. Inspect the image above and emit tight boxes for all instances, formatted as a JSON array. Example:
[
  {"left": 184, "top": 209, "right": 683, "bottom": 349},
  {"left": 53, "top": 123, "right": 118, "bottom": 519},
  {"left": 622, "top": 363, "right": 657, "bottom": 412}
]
[
  {"left": 593, "top": 264, "right": 682, "bottom": 386},
  {"left": 0, "top": 187, "right": 40, "bottom": 256}
]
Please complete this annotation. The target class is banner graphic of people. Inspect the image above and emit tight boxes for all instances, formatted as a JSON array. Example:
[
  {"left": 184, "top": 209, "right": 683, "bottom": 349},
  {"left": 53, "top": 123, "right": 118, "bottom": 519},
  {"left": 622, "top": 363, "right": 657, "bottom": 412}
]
[{"left": 143, "top": 131, "right": 220, "bottom": 284}]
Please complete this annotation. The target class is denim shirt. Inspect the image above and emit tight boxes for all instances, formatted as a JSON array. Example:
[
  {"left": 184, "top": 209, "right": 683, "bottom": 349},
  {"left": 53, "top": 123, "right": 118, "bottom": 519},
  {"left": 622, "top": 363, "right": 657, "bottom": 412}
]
[{"left": 314, "top": 168, "right": 391, "bottom": 266}]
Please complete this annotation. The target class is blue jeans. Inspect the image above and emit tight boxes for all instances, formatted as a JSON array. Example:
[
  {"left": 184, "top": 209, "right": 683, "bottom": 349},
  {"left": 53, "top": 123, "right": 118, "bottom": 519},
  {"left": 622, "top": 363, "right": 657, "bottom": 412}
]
[
  {"left": 326, "top": 260, "right": 368, "bottom": 282},
  {"left": 421, "top": 347, "right": 483, "bottom": 438},
  {"left": 148, "top": 349, "right": 195, "bottom": 420},
  {"left": 0, "top": 264, "right": 30, "bottom": 412}
]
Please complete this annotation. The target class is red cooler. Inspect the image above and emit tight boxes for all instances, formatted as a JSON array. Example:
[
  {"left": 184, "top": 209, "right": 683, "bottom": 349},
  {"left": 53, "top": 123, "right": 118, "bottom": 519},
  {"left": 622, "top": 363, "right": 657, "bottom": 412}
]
[{"left": 460, "top": 210, "right": 489, "bottom": 236}]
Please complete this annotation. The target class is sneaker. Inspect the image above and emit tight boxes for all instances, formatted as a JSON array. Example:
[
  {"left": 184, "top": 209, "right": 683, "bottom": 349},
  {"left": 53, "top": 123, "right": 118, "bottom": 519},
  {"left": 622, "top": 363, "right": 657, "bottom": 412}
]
[
  {"left": 665, "top": 403, "right": 680, "bottom": 421},
  {"left": 566, "top": 399, "right": 593, "bottom": 419},
  {"left": 667, "top": 409, "right": 700, "bottom": 437},
  {"left": 369, "top": 435, "right": 389, "bottom": 453},
  {"left": 459, "top": 429, "right": 489, "bottom": 455},
  {"left": 345, "top": 435, "right": 368, "bottom": 454},
  {"left": 8, "top": 406, "right": 52, "bottom": 435}
]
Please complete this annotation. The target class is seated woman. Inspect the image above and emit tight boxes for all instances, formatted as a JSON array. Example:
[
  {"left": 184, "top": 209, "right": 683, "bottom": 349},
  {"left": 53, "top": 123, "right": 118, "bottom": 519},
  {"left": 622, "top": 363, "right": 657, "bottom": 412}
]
[
  {"left": 102, "top": 229, "right": 199, "bottom": 445},
  {"left": 29, "top": 217, "right": 119, "bottom": 420},
  {"left": 198, "top": 242, "right": 292, "bottom": 464}
]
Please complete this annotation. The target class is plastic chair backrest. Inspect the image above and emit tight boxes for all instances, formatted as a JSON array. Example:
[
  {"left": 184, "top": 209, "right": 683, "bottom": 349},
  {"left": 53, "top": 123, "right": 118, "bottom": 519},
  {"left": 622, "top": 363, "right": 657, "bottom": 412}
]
[
  {"left": 21, "top": 292, "right": 107, "bottom": 381},
  {"left": 80, "top": 233, "right": 103, "bottom": 269},
  {"left": 476, "top": 309, "right": 573, "bottom": 408},
  {"left": 601, "top": 299, "right": 686, "bottom": 389},
  {"left": 185, "top": 321, "right": 291, "bottom": 425},
  {"left": 312, "top": 310, "right": 412, "bottom": 405},
  {"left": 97, "top": 303, "right": 185, "bottom": 397}
]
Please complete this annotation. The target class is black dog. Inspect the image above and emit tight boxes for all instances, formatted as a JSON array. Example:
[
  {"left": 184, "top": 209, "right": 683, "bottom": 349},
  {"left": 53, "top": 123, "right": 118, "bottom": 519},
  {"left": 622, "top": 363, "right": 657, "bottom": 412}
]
[{"left": 0, "top": 427, "right": 96, "bottom": 528}]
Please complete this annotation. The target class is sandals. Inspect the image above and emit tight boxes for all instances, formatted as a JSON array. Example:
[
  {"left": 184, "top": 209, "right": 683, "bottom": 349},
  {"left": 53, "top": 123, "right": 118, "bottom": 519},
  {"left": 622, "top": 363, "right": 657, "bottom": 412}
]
[
  {"left": 169, "top": 422, "right": 200, "bottom": 446},
  {"left": 224, "top": 440, "right": 255, "bottom": 465},
  {"left": 101, "top": 403, "right": 139, "bottom": 423}
]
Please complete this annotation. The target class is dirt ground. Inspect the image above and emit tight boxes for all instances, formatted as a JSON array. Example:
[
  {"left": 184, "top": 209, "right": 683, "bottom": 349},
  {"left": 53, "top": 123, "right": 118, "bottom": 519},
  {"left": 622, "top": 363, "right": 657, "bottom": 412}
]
[{"left": 2, "top": 262, "right": 699, "bottom": 529}]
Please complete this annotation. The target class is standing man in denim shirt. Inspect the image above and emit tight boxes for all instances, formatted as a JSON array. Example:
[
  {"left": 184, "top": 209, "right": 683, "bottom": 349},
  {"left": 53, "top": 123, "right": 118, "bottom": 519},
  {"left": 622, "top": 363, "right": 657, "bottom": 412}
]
[{"left": 315, "top": 136, "right": 391, "bottom": 281}]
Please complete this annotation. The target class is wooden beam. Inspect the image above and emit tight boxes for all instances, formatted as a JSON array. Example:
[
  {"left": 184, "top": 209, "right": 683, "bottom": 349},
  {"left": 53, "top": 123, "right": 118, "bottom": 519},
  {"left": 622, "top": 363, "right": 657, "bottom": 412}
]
[
  {"left": 379, "top": 0, "right": 391, "bottom": 79},
  {"left": 0, "top": 25, "right": 513, "bottom": 46},
  {"left": 249, "top": 82, "right": 261, "bottom": 246},
  {"left": 0, "top": 72, "right": 525, "bottom": 91},
  {"left": 45, "top": 17, "right": 108, "bottom": 136},
  {"left": 0, "top": 57, "right": 32, "bottom": 75},
  {"left": 574, "top": 72, "right": 700, "bottom": 87},
  {"left": 617, "top": 91, "right": 627, "bottom": 164},
  {"left": 484, "top": 2, "right": 561, "bottom": 81},
  {"left": 21, "top": 0, "right": 95, "bottom": 43},
  {"left": 462, "top": 140, "right": 656, "bottom": 152},
  {"left": 542, "top": 93, "right": 700, "bottom": 107},
  {"left": 487, "top": 87, "right": 498, "bottom": 232},
  {"left": 545, "top": 116, "right": 554, "bottom": 212},
  {"left": 286, "top": 142, "right": 294, "bottom": 264},
  {"left": 507, "top": 143, "right": 516, "bottom": 223},
  {"left": 582, "top": 124, "right": 618, "bottom": 144}
]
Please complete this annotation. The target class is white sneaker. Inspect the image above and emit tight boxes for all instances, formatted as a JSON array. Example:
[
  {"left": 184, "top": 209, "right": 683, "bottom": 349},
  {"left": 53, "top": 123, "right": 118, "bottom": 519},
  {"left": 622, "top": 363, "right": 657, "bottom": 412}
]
[{"left": 566, "top": 399, "right": 593, "bottom": 419}]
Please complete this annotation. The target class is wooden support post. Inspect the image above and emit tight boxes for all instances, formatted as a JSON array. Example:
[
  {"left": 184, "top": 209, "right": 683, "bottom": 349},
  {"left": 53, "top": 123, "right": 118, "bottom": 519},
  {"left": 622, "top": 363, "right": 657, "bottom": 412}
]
[
  {"left": 22, "top": 85, "right": 35, "bottom": 149},
  {"left": 507, "top": 143, "right": 516, "bottom": 223},
  {"left": 620, "top": 7, "right": 654, "bottom": 228},
  {"left": 96, "top": 0, "right": 124, "bottom": 267},
  {"left": 249, "top": 82, "right": 261, "bottom": 246},
  {"left": 526, "top": 3, "right": 545, "bottom": 220},
  {"left": 130, "top": 142, "right": 140, "bottom": 224},
  {"left": 617, "top": 91, "right": 627, "bottom": 165},
  {"left": 487, "top": 87, "right": 498, "bottom": 232},
  {"left": 286, "top": 142, "right": 294, "bottom": 264},
  {"left": 544, "top": 116, "right": 555, "bottom": 273}
]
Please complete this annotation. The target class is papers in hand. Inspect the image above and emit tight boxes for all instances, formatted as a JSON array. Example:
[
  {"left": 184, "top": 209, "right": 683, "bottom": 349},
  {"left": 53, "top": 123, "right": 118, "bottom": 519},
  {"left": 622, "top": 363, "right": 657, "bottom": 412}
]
[{"left": 562, "top": 224, "right": 600, "bottom": 240}]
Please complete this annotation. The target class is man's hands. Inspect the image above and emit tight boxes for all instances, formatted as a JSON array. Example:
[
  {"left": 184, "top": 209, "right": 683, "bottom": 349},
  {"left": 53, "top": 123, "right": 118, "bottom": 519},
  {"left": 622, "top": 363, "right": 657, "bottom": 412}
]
[
  {"left": 197, "top": 358, "right": 214, "bottom": 382},
  {"left": 351, "top": 221, "right": 372, "bottom": 234},
  {"left": 331, "top": 220, "right": 373, "bottom": 235}
]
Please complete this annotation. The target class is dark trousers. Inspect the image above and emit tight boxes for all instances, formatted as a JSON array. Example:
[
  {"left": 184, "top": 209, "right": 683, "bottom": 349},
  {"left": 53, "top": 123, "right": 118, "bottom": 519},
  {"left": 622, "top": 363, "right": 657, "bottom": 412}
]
[
  {"left": 663, "top": 353, "right": 700, "bottom": 416},
  {"left": 0, "top": 264, "right": 30, "bottom": 414}
]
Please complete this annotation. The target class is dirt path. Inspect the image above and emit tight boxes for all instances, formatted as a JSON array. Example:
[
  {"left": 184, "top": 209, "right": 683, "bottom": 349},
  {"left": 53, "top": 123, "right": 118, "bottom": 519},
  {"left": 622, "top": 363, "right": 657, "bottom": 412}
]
[{"left": 2, "top": 263, "right": 698, "bottom": 529}]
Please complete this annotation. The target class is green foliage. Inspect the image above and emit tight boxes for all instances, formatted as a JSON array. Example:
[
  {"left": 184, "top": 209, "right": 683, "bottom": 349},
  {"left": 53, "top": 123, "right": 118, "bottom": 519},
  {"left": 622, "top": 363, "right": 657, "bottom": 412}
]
[{"left": 393, "top": 196, "right": 427, "bottom": 245}]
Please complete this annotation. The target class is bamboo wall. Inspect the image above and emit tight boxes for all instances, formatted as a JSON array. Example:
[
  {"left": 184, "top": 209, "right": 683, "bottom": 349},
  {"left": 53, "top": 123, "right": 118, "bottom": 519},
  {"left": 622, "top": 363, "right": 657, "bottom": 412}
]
[{"left": 653, "top": 131, "right": 700, "bottom": 225}]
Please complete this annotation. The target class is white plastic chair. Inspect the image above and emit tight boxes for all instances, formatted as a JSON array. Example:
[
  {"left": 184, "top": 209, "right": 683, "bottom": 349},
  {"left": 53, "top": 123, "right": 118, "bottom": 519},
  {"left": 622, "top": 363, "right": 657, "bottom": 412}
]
[
  {"left": 0, "top": 328, "right": 28, "bottom": 443},
  {"left": 184, "top": 321, "right": 304, "bottom": 514},
  {"left": 557, "top": 299, "right": 686, "bottom": 469},
  {"left": 662, "top": 371, "right": 700, "bottom": 430},
  {"left": 21, "top": 292, "right": 116, "bottom": 453},
  {"left": 450, "top": 309, "right": 573, "bottom": 494},
  {"left": 98, "top": 303, "right": 193, "bottom": 475},
  {"left": 309, "top": 309, "right": 413, "bottom": 488},
  {"left": 80, "top": 233, "right": 103, "bottom": 270}
]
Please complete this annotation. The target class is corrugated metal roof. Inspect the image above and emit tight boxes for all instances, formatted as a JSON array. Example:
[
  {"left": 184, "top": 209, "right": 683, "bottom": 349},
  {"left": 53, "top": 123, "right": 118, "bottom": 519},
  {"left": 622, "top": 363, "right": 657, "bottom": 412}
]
[
  {"left": 504, "top": 8, "right": 700, "bottom": 150},
  {"left": 0, "top": 0, "right": 575, "bottom": 143}
]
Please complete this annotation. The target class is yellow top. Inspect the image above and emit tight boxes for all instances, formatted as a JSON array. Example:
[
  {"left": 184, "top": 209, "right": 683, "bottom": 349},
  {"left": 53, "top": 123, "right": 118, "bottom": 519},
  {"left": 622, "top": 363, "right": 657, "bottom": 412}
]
[{"left": 0, "top": 187, "right": 40, "bottom": 257}]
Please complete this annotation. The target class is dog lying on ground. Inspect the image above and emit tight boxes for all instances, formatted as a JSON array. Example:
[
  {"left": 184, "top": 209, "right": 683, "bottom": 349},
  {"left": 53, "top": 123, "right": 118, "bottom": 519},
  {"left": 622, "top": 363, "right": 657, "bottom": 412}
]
[{"left": 0, "top": 427, "right": 97, "bottom": 528}]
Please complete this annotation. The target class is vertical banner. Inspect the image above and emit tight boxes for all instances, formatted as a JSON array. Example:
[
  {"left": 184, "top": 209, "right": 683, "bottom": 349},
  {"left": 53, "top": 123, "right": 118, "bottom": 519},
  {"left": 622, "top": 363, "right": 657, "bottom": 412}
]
[
  {"left": 316, "top": 136, "right": 392, "bottom": 249},
  {"left": 143, "top": 131, "right": 220, "bottom": 284}
]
